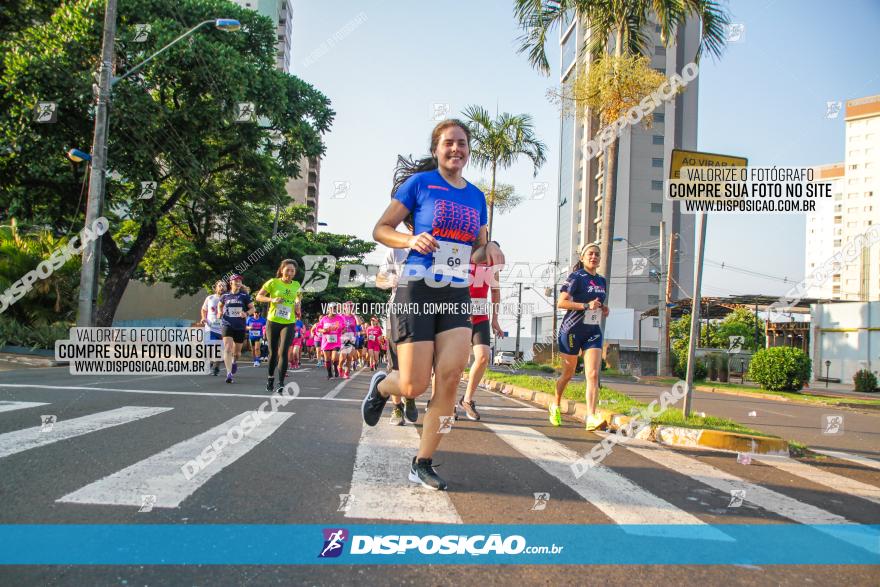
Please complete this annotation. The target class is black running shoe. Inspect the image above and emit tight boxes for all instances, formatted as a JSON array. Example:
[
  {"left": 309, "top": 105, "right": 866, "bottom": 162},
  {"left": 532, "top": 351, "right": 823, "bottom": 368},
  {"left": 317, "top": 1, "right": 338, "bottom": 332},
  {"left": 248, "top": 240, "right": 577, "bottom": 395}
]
[
  {"left": 361, "top": 370, "right": 389, "bottom": 426},
  {"left": 333, "top": 365, "right": 339, "bottom": 378},
  {"left": 211, "top": 364, "right": 220, "bottom": 376},
  {"left": 266, "top": 378, "right": 275, "bottom": 393},
  {"left": 458, "top": 397, "right": 481, "bottom": 421},
  {"left": 403, "top": 398, "right": 418, "bottom": 423},
  {"left": 408, "top": 456, "right": 447, "bottom": 491}
]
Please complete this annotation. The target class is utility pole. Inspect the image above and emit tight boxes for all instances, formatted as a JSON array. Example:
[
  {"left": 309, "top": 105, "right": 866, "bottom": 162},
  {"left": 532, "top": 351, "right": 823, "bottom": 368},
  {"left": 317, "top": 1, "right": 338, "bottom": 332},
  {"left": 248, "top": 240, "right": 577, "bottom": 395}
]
[
  {"left": 683, "top": 213, "right": 707, "bottom": 417},
  {"left": 551, "top": 260, "right": 558, "bottom": 363},
  {"left": 515, "top": 282, "right": 523, "bottom": 360},
  {"left": 657, "top": 221, "right": 666, "bottom": 375},
  {"left": 77, "top": 0, "right": 117, "bottom": 327},
  {"left": 659, "top": 229, "right": 677, "bottom": 376}
]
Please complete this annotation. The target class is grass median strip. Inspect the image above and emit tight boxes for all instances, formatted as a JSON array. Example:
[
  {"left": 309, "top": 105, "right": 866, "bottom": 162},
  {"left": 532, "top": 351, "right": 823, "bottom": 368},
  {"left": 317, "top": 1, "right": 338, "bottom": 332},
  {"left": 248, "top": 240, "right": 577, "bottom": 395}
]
[{"left": 481, "top": 371, "right": 774, "bottom": 438}]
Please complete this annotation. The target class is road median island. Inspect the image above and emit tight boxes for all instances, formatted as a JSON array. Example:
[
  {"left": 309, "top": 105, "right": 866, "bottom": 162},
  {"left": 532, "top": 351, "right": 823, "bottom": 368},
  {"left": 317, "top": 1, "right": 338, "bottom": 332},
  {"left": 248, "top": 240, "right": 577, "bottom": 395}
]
[{"left": 472, "top": 371, "right": 791, "bottom": 456}]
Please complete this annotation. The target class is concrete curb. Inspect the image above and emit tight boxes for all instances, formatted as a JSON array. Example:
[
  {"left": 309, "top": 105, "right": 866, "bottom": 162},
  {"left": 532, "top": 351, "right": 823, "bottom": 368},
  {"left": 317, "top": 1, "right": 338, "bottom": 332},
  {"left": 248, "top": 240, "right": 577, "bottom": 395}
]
[
  {"left": 475, "top": 375, "right": 790, "bottom": 456},
  {"left": 636, "top": 377, "right": 879, "bottom": 413}
]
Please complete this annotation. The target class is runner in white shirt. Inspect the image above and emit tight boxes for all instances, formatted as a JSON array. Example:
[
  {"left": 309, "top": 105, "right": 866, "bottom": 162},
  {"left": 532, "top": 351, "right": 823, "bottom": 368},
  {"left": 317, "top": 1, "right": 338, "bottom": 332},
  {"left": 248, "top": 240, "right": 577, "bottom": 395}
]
[{"left": 200, "top": 280, "right": 227, "bottom": 376}]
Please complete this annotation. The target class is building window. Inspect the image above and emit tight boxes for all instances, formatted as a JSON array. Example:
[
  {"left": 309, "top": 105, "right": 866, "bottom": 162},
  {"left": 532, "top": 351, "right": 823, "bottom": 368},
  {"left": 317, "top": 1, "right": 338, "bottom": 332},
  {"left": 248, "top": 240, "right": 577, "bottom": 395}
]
[
  {"left": 652, "top": 158, "right": 663, "bottom": 168},
  {"left": 652, "top": 317, "right": 660, "bottom": 327},
  {"left": 654, "top": 24, "right": 661, "bottom": 33},
  {"left": 834, "top": 239, "right": 842, "bottom": 247},
  {"left": 652, "top": 134, "right": 664, "bottom": 145},
  {"left": 850, "top": 164, "right": 858, "bottom": 170},
  {"left": 655, "top": 45, "right": 666, "bottom": 55},
  {"left": 649, "top": 225, "right": 660, "bottom": 236},
  {"left": 651, "top": 203, "right": 662, "bottom": 213},
  {"left": 654, "top": 113, "right": 664, "bottom": 123},
  {"left": 651, "top": 180, "right": 663, "bottom": 190}
]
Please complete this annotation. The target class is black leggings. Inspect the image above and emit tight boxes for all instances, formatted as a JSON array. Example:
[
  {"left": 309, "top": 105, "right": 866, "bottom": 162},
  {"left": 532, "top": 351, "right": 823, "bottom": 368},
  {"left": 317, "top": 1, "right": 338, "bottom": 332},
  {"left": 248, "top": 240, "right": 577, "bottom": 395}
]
[{"left": 266, "top": 320, "right": 295, "bottom": 381}]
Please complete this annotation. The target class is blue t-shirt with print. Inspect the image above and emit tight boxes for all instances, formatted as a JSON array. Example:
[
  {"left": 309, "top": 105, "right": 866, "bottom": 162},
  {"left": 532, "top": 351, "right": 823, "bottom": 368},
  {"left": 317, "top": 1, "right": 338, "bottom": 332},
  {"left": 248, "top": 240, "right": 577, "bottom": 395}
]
[
  {"left": 246, "top": 316, "right": 266, "bottom": 339},
  {"left": 559, "top": 269, "right": 607, "bottom": 334},
  {"left": 220, "top": 292, "right": 252, "bottom": 331},
  {"left": 393, "top": 170, "right": 487, "bottom": 284}
]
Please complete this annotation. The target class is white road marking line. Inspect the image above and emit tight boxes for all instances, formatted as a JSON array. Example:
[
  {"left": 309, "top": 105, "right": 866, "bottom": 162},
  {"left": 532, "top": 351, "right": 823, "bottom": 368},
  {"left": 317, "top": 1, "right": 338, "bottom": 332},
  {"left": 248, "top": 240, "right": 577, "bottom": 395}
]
[
  {"left": 0, "top": 407, "right": 172, "bottom": 459},
  {"left": 345, "top": 421, "right": 461, "bottom": 523},
  {"left": 0, "top": 400, "right": 49, "bottom": 413},
  {"left": 811, "top": 449, "right": 880, "bottom": 472},
  {"left": 0, "top": 383, "right": 543, "bottom": 410},
  {"left": 621, "top": 436, "right": 880, "bottom": 553},
  {"left": 484, "top": 422, "right": 732, "bottom": 540},
  {"left": 80, "top": 374, "right": 172, "bottom": 387},
  {"left": 58, "top": 410, "right": 293, "bottom": 508},
  {"left": 753, "top": 454, "right": 880, "bottom": 506},
  {"left": 323, "top": 368, "right": 365, "bottom": 399}
]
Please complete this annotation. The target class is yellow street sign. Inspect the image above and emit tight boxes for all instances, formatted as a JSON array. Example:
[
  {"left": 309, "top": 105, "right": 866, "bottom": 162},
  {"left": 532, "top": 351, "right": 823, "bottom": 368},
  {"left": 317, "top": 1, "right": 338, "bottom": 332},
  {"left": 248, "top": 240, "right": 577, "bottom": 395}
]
[{"left": 669, "top": 149, "right": 748, "bottom": 180}]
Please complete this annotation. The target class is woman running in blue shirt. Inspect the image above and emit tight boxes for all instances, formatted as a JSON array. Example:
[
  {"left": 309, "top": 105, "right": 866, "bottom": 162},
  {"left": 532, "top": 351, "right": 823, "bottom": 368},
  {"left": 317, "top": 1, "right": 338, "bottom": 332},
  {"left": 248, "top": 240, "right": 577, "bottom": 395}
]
[
  {"left": 551, "top": 243, "right": 609, "bottom": 431},
  {"left": 361, "top": 119, "right": 505, "bottom": 491}
]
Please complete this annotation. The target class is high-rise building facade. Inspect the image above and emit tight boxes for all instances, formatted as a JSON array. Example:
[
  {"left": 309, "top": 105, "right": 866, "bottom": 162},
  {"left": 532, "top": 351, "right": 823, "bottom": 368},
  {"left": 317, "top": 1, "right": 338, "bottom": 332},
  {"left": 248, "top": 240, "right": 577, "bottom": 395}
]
[
  {"left": 555, "top": 14, "right": 698, "bottom": 347},
  {"left": 806, "top": 95, "right": 880, "bottom": 301},
  {"left": 233, "top": 0, "right": 320, "bottom": 231}
]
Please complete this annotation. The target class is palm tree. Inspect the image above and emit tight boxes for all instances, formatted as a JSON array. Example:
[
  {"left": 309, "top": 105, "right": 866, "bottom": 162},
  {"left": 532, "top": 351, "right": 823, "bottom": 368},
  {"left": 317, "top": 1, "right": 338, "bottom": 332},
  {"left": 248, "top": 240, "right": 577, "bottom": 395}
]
[
  {"left": 513, "top": 0, "right": 729, "bottom": 283},
  {"left": 463, "top": 105, "right": 547, "bottom": 239}
]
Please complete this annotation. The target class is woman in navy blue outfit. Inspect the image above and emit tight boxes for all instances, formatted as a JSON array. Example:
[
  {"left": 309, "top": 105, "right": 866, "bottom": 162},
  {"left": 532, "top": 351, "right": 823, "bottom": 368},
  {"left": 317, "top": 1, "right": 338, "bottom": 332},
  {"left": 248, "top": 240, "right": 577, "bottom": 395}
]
[{"left": 550, "top": 243, "right": 609, "bottom": 431}]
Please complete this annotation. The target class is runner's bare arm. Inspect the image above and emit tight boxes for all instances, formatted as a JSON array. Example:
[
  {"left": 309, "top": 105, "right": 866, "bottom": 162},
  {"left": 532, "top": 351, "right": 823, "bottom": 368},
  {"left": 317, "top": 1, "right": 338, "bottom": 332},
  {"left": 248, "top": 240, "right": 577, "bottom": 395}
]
[
  {"left": 373, "top": 201, "right": 437, "bottom": 253},
  {"left": 470, "top": 226, "right": 505, "bottom": 267},
  {"left": 558, "top": 291, "right": 601, "bottom": 311}
]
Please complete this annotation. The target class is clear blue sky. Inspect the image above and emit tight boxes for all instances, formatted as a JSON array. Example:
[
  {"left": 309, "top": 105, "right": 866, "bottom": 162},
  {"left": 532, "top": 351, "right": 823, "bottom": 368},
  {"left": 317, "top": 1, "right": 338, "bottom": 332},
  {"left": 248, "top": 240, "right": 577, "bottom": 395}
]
[{"left": 292, "top": 0, "right": 880, "bottom": 307}]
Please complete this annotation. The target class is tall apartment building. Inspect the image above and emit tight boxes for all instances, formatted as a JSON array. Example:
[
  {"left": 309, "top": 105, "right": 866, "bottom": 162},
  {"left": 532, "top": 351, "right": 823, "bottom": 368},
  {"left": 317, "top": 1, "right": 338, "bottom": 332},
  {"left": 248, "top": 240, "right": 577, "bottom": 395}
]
[
  {"left": 555, "top": 14, "right": 698, "bottom": 347},
  {"left": 233, "top": 0, "right": 320, "bottom": 232},
  {"left": 806, "top": 95, "right": 880, "bottom": 301}
]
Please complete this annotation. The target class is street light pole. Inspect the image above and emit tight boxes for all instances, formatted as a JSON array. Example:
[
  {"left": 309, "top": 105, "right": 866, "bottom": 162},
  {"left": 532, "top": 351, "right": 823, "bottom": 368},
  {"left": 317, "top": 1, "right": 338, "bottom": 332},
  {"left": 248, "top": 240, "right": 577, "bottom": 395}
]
[
  {"left": 682, "top": 213, "right": 708, "bottom": 417},
  {"left": 515, "top": 282, "right": 523, "bottom": 360},
  {"left": 75, "top": 15, "right": 240, "bottom": 327},
  {"left": 76, "top": 0, "right": 117, "bottom": 327}
]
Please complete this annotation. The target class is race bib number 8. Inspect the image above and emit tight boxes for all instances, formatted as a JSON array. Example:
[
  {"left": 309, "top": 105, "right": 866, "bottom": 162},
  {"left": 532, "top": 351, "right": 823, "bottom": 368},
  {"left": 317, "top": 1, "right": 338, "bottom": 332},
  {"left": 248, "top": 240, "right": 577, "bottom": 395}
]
[
  {"left": 274, "top": 304, "right": 292, "bottom": 320},
  {"left": 583, "top": 308, "right": 601, "bottom": 325},
  {"left": 432, "top": 241, "right": 471, "bottom": 279}
]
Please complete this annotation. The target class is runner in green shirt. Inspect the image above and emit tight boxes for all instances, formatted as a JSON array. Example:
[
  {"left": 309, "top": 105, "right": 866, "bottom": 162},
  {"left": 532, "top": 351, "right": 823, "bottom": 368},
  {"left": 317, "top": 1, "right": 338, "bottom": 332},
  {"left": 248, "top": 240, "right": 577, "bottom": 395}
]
[{"left": 255, "top": 259, "right": 302, "bottom": 393}]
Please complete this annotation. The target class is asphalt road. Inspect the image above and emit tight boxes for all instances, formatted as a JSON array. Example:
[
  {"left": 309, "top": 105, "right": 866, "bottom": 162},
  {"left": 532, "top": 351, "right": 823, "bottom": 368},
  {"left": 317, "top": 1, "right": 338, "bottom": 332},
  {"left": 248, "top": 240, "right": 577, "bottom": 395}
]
[{"left": 0, "top": 360, "right": 877, "bottom": 585}]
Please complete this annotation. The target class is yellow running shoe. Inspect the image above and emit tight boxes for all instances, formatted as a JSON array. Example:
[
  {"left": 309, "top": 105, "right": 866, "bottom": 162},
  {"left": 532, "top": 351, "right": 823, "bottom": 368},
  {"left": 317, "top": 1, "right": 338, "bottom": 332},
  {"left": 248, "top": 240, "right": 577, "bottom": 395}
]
[
  {"left": 585, "top": 413, "right": 605, "bottom": 431},
  {"left": 548, "top": 404, "right": 562, "bottom": 426}
]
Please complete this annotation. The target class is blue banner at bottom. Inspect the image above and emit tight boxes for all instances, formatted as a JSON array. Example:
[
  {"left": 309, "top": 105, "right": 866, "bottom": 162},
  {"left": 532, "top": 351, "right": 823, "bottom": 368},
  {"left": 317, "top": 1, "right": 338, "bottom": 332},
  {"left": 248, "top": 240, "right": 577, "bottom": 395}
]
[{"left": 0, "top": 524, "right": 878, "bottom": 565}]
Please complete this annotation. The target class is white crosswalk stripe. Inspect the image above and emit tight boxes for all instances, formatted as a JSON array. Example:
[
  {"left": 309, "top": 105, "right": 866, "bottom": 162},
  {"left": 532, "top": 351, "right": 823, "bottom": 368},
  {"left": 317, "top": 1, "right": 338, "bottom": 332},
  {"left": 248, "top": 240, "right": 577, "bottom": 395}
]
[
  {"left": 811, "top": 449, "right": 880, "bottom": 472},
  {"left": 753, "top": 454, "right": 880, "bottom": 506},
  {"left": 484, "top": 422, "right": 732, "bottom": 540},
  {"left": 345, "top": 422, "right": 462, "bottom": 523},
  {"left": 0, "top": 400, "right": 49, "bottom": 413},
  {"left": 0, "top": 406, "right": 172, "bottom": 459},
  {"left": 618, "top": 435, "right": 880, "bottom": 553},
  {"left": 57, "top": 410, "right": 293, "bottom": 509}
]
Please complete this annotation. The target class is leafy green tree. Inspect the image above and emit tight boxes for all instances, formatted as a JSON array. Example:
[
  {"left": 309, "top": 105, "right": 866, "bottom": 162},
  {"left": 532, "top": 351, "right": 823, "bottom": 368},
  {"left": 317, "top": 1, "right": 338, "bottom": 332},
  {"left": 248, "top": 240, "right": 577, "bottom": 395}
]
[
  {"left": 0, "top": 0, "right": 334, "bottom": 325},
  {"left": 474, "top": 180, "right": 522, "bottom": 216},
  {"left": 462, "top": 105, "right": 546, "bottom": 238},
  {"left": 0, "top": 218, "right": 81, "bottom": 324},
  {"left": 707, "top": 306, "right": 764, "bottom": 351}
]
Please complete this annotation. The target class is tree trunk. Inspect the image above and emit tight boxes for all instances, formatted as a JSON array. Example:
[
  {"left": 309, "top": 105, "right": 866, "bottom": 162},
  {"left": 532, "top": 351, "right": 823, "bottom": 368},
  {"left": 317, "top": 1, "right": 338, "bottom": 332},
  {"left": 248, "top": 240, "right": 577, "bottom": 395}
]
[
  {"left": 95, "top": 222, "right": 159, "bottom": 327},
  {"left": 487, "top": 162, "right": 497, "bottom": 239},
  {"left": 598, "top": 138, "right": 619, "bottom": 326}
]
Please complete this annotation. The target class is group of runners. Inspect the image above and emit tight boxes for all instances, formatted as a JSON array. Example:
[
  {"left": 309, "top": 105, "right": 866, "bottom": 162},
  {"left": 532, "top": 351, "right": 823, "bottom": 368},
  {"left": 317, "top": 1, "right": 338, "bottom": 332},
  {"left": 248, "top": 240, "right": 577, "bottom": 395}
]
[{"left": 197, "top": 119, "right": 608, "bottom": 492}]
